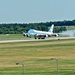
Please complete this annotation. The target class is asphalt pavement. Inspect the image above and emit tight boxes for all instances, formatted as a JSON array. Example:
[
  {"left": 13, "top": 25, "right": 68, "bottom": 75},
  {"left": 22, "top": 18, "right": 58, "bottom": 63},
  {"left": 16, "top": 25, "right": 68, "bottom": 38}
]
[{"left": 0, "top": 37, "right": 75, "bottom": 43}]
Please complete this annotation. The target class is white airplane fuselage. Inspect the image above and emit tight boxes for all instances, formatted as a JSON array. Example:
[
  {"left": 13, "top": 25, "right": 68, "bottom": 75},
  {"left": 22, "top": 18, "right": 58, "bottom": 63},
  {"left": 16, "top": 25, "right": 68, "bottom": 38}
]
[
  {"left": 28, "top": 29, "right": 53, "bottom": 35},
  {"left": 23, "top": 24, "right": 58, "bottom": 39}
]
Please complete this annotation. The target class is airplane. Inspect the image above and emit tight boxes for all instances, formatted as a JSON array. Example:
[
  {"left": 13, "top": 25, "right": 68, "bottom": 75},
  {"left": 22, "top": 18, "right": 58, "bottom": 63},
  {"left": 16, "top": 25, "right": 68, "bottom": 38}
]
[{"left": 23, "top": 24, "right": 58, "bottom": 39}]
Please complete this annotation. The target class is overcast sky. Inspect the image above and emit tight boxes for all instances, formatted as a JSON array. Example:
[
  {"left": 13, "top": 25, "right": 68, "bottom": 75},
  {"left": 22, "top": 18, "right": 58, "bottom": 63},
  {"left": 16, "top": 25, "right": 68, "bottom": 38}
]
[{"left": 0, "top": 0, "right": 75, "bottom": 23}]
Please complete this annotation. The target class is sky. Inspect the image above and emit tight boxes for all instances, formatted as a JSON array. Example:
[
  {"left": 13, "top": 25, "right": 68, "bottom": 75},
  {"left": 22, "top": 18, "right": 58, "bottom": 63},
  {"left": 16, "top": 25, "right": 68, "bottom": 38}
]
[{"left": 0, "top": 0, "right": 75, "bottom": 23}]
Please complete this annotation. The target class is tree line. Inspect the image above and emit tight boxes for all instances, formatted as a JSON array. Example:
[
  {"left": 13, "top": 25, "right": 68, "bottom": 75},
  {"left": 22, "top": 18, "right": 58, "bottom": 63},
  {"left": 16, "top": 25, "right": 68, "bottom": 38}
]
[{"left": 0, "top": 20, "right": 75, "bottom": 34}]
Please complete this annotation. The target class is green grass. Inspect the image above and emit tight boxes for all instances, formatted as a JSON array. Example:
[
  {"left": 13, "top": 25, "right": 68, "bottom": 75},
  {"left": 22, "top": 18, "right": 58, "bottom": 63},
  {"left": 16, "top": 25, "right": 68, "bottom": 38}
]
[
  {"left": 0, "top": 34, "right": 32, "bottom": 40},
  {"left": 66, "top": 26, "right": 75, "bottom": 30},
  {"left": 0, "top": 39, "right": 75, "bottom": 75}
]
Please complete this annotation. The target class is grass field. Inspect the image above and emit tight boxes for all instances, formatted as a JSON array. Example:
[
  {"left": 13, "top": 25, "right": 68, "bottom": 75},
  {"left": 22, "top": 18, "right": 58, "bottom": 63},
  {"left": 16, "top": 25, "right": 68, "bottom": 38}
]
[
  {"left": 66, "top": 26, "right": 75, "bottom": 30},
  {"left": 0, "top": 34, "right": 30, "bottom": 40},
  {"left": 0, "top": 39, "right": 75, "bottom": 75}
]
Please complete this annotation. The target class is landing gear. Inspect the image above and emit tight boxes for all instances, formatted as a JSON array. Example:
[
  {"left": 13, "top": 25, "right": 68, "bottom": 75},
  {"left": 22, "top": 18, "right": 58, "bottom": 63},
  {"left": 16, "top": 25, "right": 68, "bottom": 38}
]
[{"left": 34, "top": 34, "right": 46, "bottom": 39}]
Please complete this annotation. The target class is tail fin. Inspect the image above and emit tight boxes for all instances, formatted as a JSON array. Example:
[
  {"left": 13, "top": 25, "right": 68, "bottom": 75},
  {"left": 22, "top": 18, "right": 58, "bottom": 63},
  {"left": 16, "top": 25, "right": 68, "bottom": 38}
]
[{"left": 48, "top": 24, "right": 54, "bottom": 33}]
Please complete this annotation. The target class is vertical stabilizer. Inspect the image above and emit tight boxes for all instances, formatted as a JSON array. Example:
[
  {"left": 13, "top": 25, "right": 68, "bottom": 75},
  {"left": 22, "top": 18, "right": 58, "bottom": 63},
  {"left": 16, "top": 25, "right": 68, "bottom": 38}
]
[{"left": 48, "top": 24, "right": 54, "bottom": 33}]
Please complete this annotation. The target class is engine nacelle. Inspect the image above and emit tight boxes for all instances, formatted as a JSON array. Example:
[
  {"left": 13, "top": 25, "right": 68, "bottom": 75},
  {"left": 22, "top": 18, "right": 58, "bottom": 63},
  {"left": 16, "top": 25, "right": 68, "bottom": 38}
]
[{"left": 23, "top": 33, "right": 31, "bottom": 38}]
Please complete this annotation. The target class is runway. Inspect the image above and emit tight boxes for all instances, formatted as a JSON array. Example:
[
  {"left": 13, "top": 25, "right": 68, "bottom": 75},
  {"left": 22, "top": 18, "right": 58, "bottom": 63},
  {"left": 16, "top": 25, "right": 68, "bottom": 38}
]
[{"left": 0, "top": 37, "right": 75, "bottom": 43}]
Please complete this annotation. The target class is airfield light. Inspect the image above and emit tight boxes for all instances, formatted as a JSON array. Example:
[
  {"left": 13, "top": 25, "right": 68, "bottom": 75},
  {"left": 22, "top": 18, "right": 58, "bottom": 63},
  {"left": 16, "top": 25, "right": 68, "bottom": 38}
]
[
  {"left": 16, "top": 62, "right": 24, "bottom": 75},
  {"left": 50, "top": 58, "right": 58, "bottom": 75}
]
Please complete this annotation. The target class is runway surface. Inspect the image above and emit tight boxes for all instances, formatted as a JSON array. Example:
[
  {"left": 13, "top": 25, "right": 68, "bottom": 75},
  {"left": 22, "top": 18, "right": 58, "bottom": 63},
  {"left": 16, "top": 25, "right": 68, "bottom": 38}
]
[{"left": 0, "top": 37, "right": 75, "bottom": 43}]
